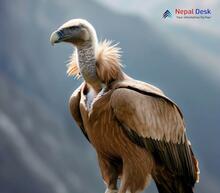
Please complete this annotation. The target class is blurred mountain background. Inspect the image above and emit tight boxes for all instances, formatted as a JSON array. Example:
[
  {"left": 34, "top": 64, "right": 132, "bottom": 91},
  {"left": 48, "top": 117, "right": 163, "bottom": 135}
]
[{"left": 0, "top": 0, "right": 219, "bottom": 193}]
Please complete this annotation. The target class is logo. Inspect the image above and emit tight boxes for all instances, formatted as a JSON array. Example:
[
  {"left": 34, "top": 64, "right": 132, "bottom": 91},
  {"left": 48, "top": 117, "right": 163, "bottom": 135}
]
[
  {"left": 175, "top": 8, "right": 211, "bottom": 19},
  {"left": 162, "top": 10, "right": 172, "bottom": 19},
  {"left": 175, "top": 8, "right": 211, "bottom": 15},
  {"left": 162, "top": 8, "right": 212, "bottom": 19}
]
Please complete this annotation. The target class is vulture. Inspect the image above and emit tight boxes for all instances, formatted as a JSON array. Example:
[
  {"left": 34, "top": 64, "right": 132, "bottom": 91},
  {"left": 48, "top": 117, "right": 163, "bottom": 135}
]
[{"left": 50, "top": 19, "right": 199, "bottom": 193}]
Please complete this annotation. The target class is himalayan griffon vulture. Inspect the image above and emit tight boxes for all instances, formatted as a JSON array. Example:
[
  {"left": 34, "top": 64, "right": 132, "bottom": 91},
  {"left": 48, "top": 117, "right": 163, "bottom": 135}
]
[{"left": 50, "top": 19, "right": 199, "bottom": 193}]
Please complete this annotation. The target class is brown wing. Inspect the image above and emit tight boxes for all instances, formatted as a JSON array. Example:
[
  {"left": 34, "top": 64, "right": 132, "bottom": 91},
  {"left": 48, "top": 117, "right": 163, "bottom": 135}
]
[
  {"left": 69, "top": 84, "right": 90, "bottom": 142},
  {"left": 110, "top": 87, "right": 199, "bottom": 193}
]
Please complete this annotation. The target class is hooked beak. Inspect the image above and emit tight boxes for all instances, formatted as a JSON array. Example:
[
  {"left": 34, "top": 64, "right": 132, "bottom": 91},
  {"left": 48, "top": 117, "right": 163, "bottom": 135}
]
[
  {"left": 50, "top": 30, "right": 63, "bottom": 46},
  {"left": 50, "top": 29, "right": 73, "bottom": 46},
  {"left": 50, "top": 29, "right": 77, "bottom": 45}
]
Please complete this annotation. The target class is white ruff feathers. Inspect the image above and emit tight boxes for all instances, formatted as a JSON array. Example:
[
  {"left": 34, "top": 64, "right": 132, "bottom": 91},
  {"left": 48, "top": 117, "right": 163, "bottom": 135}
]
[{"left": 67, "top": 40, "right": 124, "bottom": 84}]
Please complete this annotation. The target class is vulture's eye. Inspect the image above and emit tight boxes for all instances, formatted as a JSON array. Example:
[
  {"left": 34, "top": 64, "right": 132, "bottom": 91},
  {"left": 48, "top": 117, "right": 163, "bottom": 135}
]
[{"left": 69, "top": 26, "right": 80, "bottom": 30}]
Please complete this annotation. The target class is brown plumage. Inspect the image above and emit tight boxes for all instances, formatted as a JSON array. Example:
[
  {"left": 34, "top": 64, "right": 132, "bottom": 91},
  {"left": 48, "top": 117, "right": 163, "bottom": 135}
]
[{"left": 50, "top": 19, "right": 199, "bottom": 193}]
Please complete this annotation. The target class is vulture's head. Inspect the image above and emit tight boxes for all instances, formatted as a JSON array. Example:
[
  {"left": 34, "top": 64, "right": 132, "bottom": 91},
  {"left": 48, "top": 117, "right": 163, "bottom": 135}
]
[{"left": 50, "top": 19, "right": 97, "bottom": 47}]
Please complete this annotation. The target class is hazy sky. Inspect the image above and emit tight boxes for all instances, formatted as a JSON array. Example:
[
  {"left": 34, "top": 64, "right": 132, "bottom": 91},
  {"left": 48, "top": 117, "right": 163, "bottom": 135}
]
[
  {"left": 95, "top": 0, "right": 219, "bottom": 34},
  {"left": 95, "top": 0, "right": 220, "bottom": 84}
]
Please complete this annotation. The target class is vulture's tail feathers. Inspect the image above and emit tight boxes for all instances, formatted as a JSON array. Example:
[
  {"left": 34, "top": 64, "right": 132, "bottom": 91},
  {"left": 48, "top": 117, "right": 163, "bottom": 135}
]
[{"left": 154, "top": 174, "right": 194, "bottom": 193}]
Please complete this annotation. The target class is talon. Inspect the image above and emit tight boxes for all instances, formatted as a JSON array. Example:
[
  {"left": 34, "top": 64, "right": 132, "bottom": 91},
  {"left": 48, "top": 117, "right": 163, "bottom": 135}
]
[{"left": 105, "top": 189, "right": 118, "bottom": 193}]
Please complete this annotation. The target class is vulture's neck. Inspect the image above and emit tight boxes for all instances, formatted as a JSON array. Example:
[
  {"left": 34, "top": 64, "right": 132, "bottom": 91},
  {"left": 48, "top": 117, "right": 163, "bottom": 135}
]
[{"left": 77, "top": 41, "right": 101, "bottom": 92}]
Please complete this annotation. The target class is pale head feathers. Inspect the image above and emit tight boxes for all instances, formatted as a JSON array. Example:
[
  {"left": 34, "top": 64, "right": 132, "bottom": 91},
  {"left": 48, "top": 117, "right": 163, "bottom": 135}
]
[
  {"left": 59, "top": 19, "right": 95, "bottom": 33},
  {"left": 67, "top": 40, "right": 124, "bottom": 84},
  {"left": 59, "top": 19, "right": 98, "bottom": 47}
]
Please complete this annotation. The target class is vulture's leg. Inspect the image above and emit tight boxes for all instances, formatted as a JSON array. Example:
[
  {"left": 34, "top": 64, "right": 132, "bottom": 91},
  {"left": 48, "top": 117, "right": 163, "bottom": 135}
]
[
  {"left": 118, "top": 159, "right": 152, "bottom": 193},
  {"left": 98, "top": 154, "right": 121, "bottom": 193}
]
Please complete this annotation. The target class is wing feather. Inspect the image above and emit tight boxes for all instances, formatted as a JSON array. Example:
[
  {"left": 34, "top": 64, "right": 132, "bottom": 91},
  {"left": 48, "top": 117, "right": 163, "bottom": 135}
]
[
  {"left": 111, "top": 88, "right": 185, "bottom": 143},
  {"left": 110, "top": 87, "right": 199, "bottom": 189},
  {"left": 69, "top": 84, "right": 90, "bottom": 142}
]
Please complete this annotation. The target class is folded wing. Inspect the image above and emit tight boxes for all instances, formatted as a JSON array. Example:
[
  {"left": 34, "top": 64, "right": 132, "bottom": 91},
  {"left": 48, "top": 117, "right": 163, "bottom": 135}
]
[{"left": 110, "top": 87, "right": 199, "bottom": 193}]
